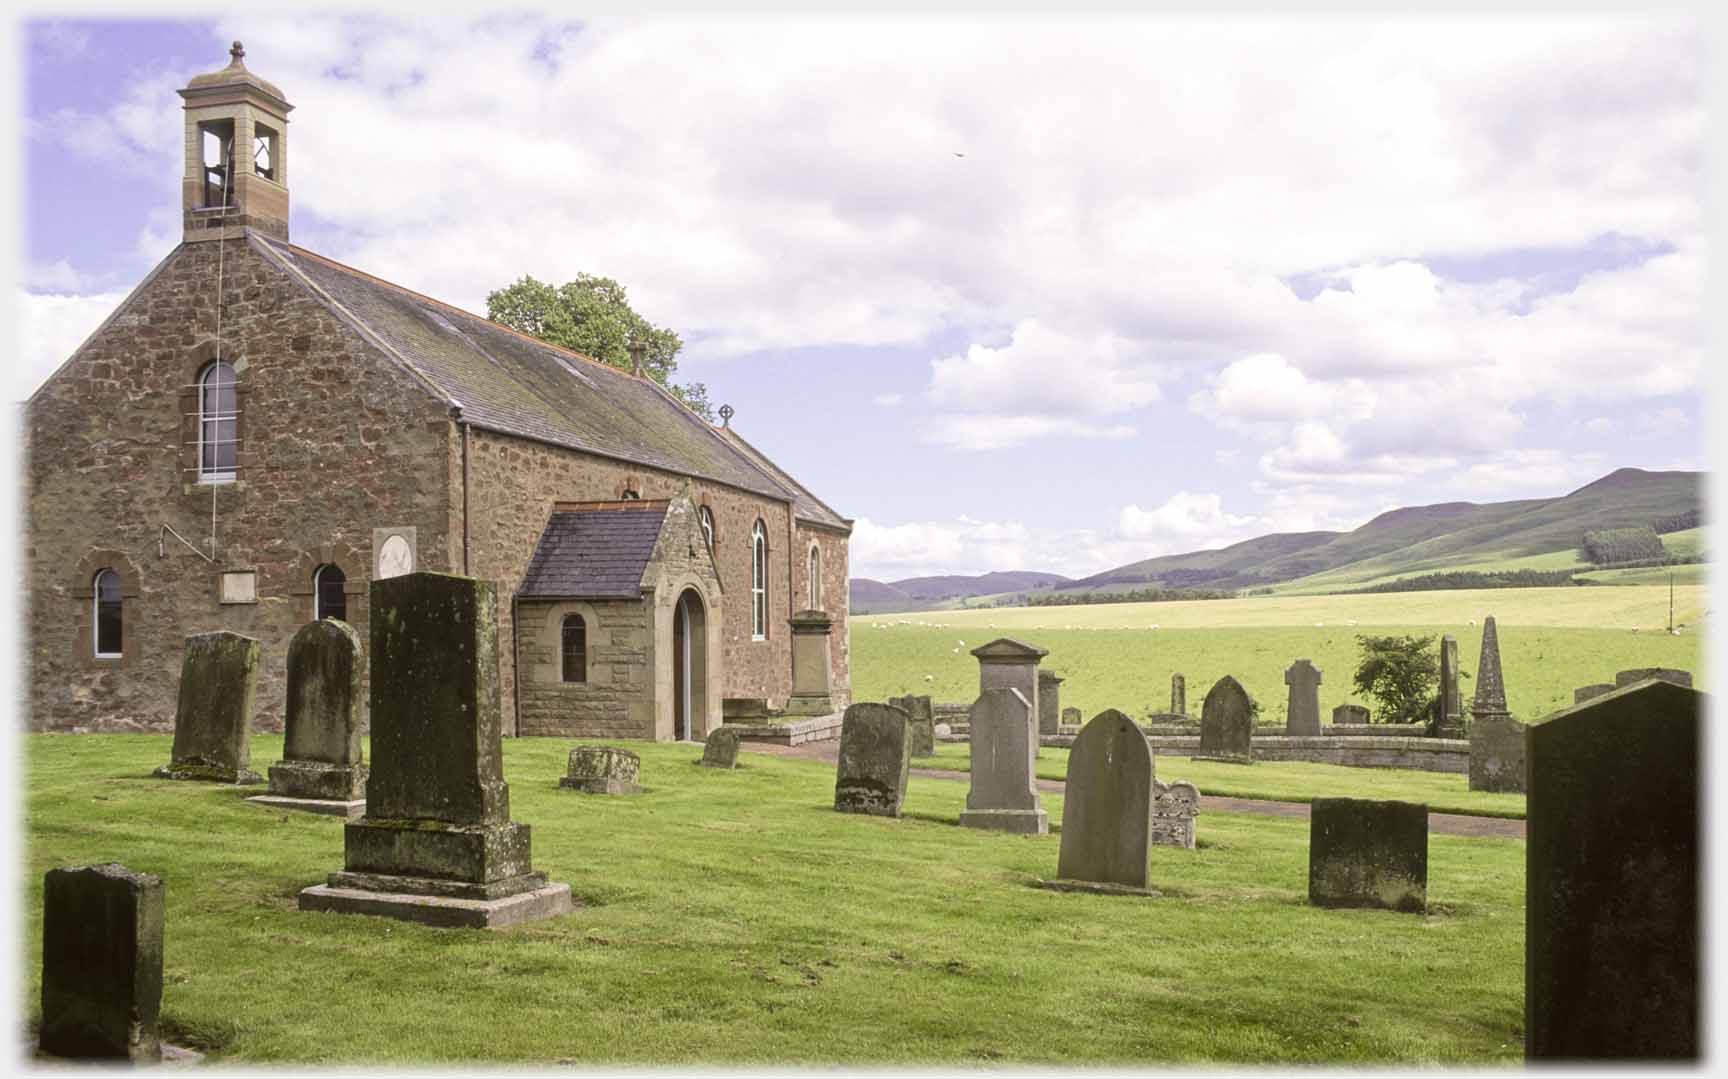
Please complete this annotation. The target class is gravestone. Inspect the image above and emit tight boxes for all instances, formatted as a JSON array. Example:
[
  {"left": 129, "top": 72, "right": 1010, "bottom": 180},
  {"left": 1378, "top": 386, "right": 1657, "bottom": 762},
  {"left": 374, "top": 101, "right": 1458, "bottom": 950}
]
[
  {"left": 1061, "top": 706, "right": 1082, "bottom": 728},
  {"left": 153, "top": 630, "right": 263, "bottom": 784},
  {"left": 559, "top": 746, "right": 643, "bottom": 794},
  {"left": 253, "top": 619, "right": 367, "bottom": 816},
  {"left": 298, "top": 572, "right": 572, "bottom": 929},
  {"left": 1332, "top": 703, "right": 1370, "bottom": 726},
  {"left": 1614, "top": 667, "right": 1692, "bottom": 689},
  {"left": 1197, "top": 676, "right": 1254, "bottom": 762},
  {"left": 1037, "top": 670, "right": 1064, "bottom": 736},
  {"left": 1469, "top": 616, "right": 1510, "bottom": 723},
  {"left": 1308, "top": 798, "right": 1427, "bottom": 913},
  {"left": 1056, "top": 710, "right": 1154, "bottom": 888},
  {"left": 1468, "top": 714, "right": 1527, "bottom": 793},
  {"left": 699, "top": 728, "right": 742, "bottom": 769},
  {"left": 785, "top": 610, "right": 836, "bottom": 716},
  {"left": 1170, "top": 673, "right": 1187, "bottom": 716},
  {"left": 1527, "top": 679, "right": 1700, "bottom": 1060},
  {"left": 887, "top": 694, "right": 936, "bottom": 758},
  {"left": 1440, "top": 634, "right": 1462, "bottom": 721},
  {"left": 958, "top": 688, "right": 1047, "bottom": 834},
  {"left": 970, "top": 638, "right": 1047, "bottom": 730},
  {"left": 1284, "top": 659, "right": 1323, "bottom": 736},
  {"left": 1151, "top": 778, "right": 1200, "bottom": 850},
  {"left": 1573, "top": 683, "right": 1614, "bottom": 705},
  {"left": 833, "top": 703, "right": 912, "bottom": 817},
  {"left": 38, "top": 864, "right": 164, "bottom": 1062}
]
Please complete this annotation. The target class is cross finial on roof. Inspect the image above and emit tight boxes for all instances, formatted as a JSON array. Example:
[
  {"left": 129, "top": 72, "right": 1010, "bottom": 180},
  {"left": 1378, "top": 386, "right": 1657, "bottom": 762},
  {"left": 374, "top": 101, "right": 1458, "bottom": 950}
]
[
  {"left": 718, "top": 404, "right": 734, "bottom": 428},
  {"left": 230, "top": 41, "right": 246, "bottom": 65}
]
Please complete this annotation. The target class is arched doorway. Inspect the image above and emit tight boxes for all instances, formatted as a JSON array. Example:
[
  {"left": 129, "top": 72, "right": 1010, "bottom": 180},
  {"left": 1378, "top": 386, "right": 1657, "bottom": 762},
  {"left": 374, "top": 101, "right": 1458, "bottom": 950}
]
[{"left": 672, "top": 588, "right": 708, "bottom": 741}]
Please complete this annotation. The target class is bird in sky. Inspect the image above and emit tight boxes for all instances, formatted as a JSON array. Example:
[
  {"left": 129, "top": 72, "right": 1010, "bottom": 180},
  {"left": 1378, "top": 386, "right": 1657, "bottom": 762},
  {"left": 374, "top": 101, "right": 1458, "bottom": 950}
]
[{"left": 953, "top": 151, "right": 965, "bottom": 157}]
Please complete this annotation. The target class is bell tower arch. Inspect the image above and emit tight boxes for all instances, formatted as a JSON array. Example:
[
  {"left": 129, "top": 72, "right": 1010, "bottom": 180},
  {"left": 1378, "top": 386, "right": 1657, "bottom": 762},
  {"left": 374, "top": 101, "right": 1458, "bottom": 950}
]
[{"left": 177, "top": 41, "right": 293, "bottom": 243}]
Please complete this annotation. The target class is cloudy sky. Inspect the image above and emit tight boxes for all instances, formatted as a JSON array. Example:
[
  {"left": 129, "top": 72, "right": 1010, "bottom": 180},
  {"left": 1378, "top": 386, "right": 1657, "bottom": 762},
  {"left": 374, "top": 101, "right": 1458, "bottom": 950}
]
[{"left": 15, "top": 15, "right": 1707, "bottom": 582}]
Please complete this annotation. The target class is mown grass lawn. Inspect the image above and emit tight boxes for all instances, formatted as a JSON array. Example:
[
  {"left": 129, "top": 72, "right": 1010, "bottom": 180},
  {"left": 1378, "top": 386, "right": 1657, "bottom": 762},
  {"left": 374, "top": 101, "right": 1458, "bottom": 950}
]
[
  {"left": 920, "top": 744, "right": 1528, "bottom": 819},
  {"left": 24, "top": 734, "right": 1524, "bottom": 1066}
]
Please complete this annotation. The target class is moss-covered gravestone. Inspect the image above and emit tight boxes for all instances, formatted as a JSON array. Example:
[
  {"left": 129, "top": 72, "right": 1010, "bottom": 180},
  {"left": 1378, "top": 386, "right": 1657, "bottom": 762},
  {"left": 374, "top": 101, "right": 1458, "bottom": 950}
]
[
  {"left": 1527, "top": 679, "right": 1700, "bottom": 1061},
  {"left": 959, "top": 687, "right": 1047, "bottom": 834},
  {"left": 833, "top": 703, "right": 912, "bottom": 817},
  {"left": 560, "top": 746, "right": 643, "bottom": 794},
  {"left": 698, "top": 728, "right": 741, "bottom": 768},
  {"left": 38, "top": 864, "right": 165, "bottom": 1062},
  {"left": 1308, "top": 798, "right": 1427, "bottom": 913},
  {"left": 1055, "top": 710, "right": 1154, "bottom": 890},
  {"left": 1440, "top": 634, "right": 1462, "bottom": 723},
  {"left": 888, "top": 694, "right": 936, "bottom": 757},
  {"left": 1468, "top": 713, "right": 1526, "bottom": 793},
  {"left": 252, "top": 619, "right": 367, "bottom": 816},
  {"left": 1037, "top": 670, "right": 1064, "bottom": 736},
  {"left": 1332, "top": 703, "right": 1369, "bottom": 726},
  {"left": 1197, "top": 675, "right": 1253, "bottom": 763},
  {"left": 153, "top": 630, "right": 262, "bottom": 784},
  {"left": 299, "top": 572, "right": 572, "bottom": 929},
  {"left": 1152, "top": 779, "right": 1200, "bottom": 849},
  {"left": 1170, "top": 673, "right": 1186, "bottom": 716},
  {"left": 1284, "top": 659, "right": 1322, "bottom": 736}
]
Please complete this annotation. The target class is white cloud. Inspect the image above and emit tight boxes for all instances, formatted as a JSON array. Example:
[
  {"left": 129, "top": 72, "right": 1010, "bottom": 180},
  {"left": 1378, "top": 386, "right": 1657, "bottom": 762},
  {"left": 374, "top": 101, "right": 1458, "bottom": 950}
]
[
  {"left": 921, "top": 414, "right": 1136, "bottom": 452},
  {"left": 15, "top": 291, "right": 130, "bottom": 403},
  {"left": 1446, "top": 449, "right": 1609, "bottom": 494},
  {"left": 850, "top": 516, "right": 1034, "bottom": 580},
  {"left": 871, "top": 393, "right": 903, "bottom": 407},
  {"left": 1192, "top": 352, "right": 1376, "bottom": 428},
  {"left": 927, "top": 320, "right": 1164, "bottom": 418},
  {"left": 1118, "top": 492, "right": 1257, "bottom": 541}
]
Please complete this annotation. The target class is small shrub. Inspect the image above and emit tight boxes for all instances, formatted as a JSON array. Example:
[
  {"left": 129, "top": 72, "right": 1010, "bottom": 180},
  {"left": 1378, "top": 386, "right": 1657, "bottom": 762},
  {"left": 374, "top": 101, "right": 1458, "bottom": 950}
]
[{"left": 1352, "top": 634, "right": 1439, "bottom": 726}]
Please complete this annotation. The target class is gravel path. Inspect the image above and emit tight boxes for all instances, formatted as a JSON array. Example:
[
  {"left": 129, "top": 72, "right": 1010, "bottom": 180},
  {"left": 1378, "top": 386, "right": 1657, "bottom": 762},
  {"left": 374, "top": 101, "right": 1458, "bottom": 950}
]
[{"left": 743, "top": 739, "right": 1526, "bottom": 840}]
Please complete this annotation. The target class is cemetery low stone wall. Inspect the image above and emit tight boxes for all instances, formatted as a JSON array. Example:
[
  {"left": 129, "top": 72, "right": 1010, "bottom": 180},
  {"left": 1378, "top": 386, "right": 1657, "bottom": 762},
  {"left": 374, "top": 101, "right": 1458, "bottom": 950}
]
[{"left": 1036, "top": 733, "right": 1470, "bottom": 773}]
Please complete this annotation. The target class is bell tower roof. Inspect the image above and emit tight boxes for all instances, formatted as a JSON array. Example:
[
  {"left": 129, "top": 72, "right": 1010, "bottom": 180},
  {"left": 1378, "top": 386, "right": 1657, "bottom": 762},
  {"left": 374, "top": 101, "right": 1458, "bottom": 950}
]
[
  {"left": 181, "top": 41, "right": 291, "bottom": 108},
  {"left": 177, "top": 41, "right": 292, "bottom": 244}
]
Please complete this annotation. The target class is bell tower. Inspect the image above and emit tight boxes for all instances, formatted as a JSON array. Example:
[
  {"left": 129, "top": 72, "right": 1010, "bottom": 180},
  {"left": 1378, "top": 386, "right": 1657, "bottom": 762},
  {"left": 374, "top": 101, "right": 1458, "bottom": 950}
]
[{"left": 177, "top": 41, "right": 293, "bottom": 243}]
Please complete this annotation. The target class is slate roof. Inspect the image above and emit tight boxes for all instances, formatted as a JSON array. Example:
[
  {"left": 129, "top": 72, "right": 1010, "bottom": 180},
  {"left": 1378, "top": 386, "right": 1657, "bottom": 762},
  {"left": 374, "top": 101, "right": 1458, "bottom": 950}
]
[
  {"left": 518, "top": 501, "right": 670, "bottom": 600},
  {"left": 717, "top": 427, "right": 852, "bottom": 531},
  {"left": 251, "top": 234, "right": 824, "bottom": 507}
]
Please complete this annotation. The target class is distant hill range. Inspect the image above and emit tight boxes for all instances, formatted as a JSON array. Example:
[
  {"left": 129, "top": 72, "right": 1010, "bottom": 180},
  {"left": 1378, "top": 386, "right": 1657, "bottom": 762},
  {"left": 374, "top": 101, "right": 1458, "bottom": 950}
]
[{"left": 848, "top": 467, "right": 1703, "bottom": 612}]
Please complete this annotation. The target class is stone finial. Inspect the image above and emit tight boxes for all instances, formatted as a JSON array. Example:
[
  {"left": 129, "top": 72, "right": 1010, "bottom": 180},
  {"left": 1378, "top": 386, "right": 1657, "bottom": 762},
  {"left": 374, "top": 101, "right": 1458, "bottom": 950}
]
[
  {"left": 230, "top": 41, "right": 246, "bottom": 65},
  {"left": 1471, "top": 616, "right": 1510, "bottom": 720},
  {"left": 718, "top": 404, "right": 735, "bottom": 427}
]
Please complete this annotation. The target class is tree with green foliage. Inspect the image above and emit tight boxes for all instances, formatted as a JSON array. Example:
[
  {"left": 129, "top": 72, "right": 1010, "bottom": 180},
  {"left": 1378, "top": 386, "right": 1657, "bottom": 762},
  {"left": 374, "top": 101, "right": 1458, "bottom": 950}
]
[
  {"left": 1351, "top": 634, "right": 1440, "bottom": 726},
  {"left": 486, "top": 273, "right": 713, "bottom": 419}
]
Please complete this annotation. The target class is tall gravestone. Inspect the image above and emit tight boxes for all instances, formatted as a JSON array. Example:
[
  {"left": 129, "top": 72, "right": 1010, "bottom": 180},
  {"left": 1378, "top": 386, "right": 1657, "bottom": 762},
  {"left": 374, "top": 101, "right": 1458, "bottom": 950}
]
[
  {"left": 1527, "top": 679, "right": 1700, "bottom": 1061},
  {"left": 1614, "top": 667, "right": 1691, "bottom": 689},
  {"left": 1440, "top": 634, "right": 1462, "bottom": 722},
  {"left": 153, "top": 630, "right": 262, "bottom": 784},
  {"left": 1284, "top": 659, "right": 1322, "bottom": 736},
  {"left": 1170, "top": 673, "right": 1187, "bottom": 717},
  {"left": 888, "top": 694, "right": 936, "bottom": 757},
  {"left": 1468, "top": 714, "right": 1527, "bottom": 793},
  {"left": 1469, "top": 616, "right": 1510, "bottom": 725},
  {"left": 299, "top": 572, "right": 572, "bottom": 929},
  {"left": 38, "top": 864, "right": 164, "bottom": 1062},
  {"left": 785, "top": 610, "right": 836, "bottom": 716},
  {"left": 833, "top": 703, "right": 912, "bottom": 817},
  {"left": 252, "top": 619, "right": 367, "bottom": 815},
  {"left": 1037, "top": 670, "right": 1064, "bottom": 737},
  {"left": 958, "top": 688, "right": 1047, "bottom": 834},
  {"left": 1197, "top": 676, "right": 1254, "bottom": 762},
  {"left": 970, "top": 638, "right": 1047, "bottom": 730},
  {"left": 1308, "top": 798, "right": 1428, "bottom": 913},
  {"left": 1055, "top": 710, "right": 1154, "bottom": 889}
]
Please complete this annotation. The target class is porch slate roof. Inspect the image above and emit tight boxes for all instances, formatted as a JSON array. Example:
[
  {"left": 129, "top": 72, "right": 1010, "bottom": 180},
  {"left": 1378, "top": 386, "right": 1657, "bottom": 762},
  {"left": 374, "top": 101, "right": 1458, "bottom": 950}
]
[{"left": 518, "top": 501, "right": 669, "bottom": 601}]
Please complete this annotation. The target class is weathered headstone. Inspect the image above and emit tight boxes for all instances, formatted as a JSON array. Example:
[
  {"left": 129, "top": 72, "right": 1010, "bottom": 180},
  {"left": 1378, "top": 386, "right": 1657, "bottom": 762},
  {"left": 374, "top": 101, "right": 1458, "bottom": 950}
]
[
  {"left": 38, "top": 864, "right": 164, "bottom": 1062},
  {"left": 970, "top": 638, "right": 1047, "bottom": 730},
  {"left": 958, "top": 688, "right": 1047, "bottom": 834},
  {"left": 1197, "top": 676, "right": 1254, "bottom": 762},
  {"left": 888, "top": 694, "right": 936, "bottom": 757},
  {"left": 1614, "top": 667, "right": 1692, "bottom": 689},
  {"left": 559, "top": 746, "right": 643, "bottom": 794},
  {"left": 1151, "top": 779, "right": 1200, "bottom": 849},
  {"left": 153, "top": 630, "right": 262, "bottom": 783},
  {"left": 1440, "top": 634, "right": 1462, "bottom": 721},
  {"left": 1061, "top": 706, "right": 1082, "bottom": 728},
  {"left": 1468, "top": 714, "right": 1527, "bottom": 793},
  {"left": 253, "top": 619, "right": 367, "bottom": 815},
  {"left": 833, "top": 703, "right": 912, "bottom": 817},
  {"left": 1284, "top": 659, "right": 1323, "bottom": 736},
  {"left": 1037, "top": 669, "right": 1064, "bottom": 736},
  {"left": 298, "top": 572, "right": 572, "bottom": 929},
  {"left": 1332, "top": 703, "right": 1370, "bottom": 726},
  {"left": 785, "top": 610, "right": 835, "bottom": 716},
  {"left": 1170, "top": 673, "right": 1187, "bottom": 717},
  {"left": 1527, "top": 680, "right": 1700, "bottom": 1060},
  {"left": 1308, "top": 798, "right": 1427, "bottom": 913},
  {"left": 1469, "top": 616, "right": 1510, "bottom": 723},
  {"left": 1056, "top": 710, "right": 1154, "bottom": 888},
  {"left": 1573, "top": 683, "right": 1615, "bottom": 704},
  {"left": 699, "top": 728, "right": 742, "bottom": 769}
]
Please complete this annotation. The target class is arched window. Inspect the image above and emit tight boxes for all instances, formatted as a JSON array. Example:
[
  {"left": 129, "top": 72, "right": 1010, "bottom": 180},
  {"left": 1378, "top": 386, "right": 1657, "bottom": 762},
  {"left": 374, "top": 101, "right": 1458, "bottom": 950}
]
[
  {"left": 621, "top": 488, "right": 640, "bottom": 500},
  {"left": 93, "top": 569, "right": 122, "bottom": 658},
  {"left": 561, "top": 614, "right": 587, "bottom": 682},
  {"left": 314, "top": 564, "right": 347, "bottom": 622},
  {"left": 751, "top": 520, "right": 768, "bottom": 640},
  {"left": 808, "top": 545, "right": 822, "bottom": 609},
  {"left": 198, "top": 360, "right": 238, "bottom": 482},
  {"left": 699, "top": 506, "right": 715, "bottom": 552}
]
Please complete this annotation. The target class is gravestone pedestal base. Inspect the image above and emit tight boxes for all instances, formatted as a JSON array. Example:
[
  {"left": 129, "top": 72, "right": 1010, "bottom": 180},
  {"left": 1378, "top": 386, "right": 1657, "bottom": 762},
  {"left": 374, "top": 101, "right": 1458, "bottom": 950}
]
[
  {"left": 246, "top": 794, "right": 366, "bottom": 818},
  {"left": 959, "top": 808, "right": 1049, "bottom": 835},
  {"left": 267, "top": 758, "right": 368, "bottom": 801},
  {"left": 152, "top": 761, "right": 262, "bottom": 784},
  {"left": 782, "top": 693, "right": 834, "bottom": 717},
  {"left": 559, "top": 777, "right": 643, "bottom": 795},
  {"left": 298, "top": 881, "right": 573, "bottom": 929}
]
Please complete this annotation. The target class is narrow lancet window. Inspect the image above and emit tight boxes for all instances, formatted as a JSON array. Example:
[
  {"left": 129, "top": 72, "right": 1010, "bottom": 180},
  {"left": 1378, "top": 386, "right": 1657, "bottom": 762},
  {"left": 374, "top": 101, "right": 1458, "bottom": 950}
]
[
  {"left": 198, "top": 361, "right": 238, "bottom": 481},
  {"left": 562, "top": 614, "right": 587, "bottom": 682},
  {"left": 315, "top": 564, "right": 346, "bottom": 622},
  {"left": 94, "top": 569, "right": 122, "bottom": 658}
]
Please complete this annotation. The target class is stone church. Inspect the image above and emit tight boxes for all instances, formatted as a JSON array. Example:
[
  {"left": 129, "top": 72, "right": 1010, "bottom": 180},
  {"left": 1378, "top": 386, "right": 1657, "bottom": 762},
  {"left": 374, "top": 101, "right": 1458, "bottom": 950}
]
[{"left": 25, "top": 44, "right": 853, "bottom": 739}]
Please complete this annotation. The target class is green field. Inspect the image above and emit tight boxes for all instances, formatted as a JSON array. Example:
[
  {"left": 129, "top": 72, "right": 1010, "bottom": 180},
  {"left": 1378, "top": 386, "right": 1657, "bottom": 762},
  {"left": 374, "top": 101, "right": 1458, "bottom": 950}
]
[
  {"left": 24, "top": 734, "right": 1524, "bottom": 1065},
  {"left": 854, "top": 586, "right": 1704, "bottom": 723}
]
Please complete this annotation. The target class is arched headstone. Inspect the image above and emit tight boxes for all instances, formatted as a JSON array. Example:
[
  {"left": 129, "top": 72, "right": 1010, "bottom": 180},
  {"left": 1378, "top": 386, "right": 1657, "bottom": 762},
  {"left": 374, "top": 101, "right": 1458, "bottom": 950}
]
[
  {"left": 1198, "top": 676, "right": 1254, "bottom": 762},
  {"left": 1057, "top": 710, "right": 1155, "bottom": 888}
]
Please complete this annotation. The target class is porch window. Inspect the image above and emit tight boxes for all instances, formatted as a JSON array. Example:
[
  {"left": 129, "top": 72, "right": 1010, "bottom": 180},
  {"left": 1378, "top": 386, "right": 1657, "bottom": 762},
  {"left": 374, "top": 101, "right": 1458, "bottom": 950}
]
[{"left": 562, "top": 614, "right": 587, "bottom": 683}]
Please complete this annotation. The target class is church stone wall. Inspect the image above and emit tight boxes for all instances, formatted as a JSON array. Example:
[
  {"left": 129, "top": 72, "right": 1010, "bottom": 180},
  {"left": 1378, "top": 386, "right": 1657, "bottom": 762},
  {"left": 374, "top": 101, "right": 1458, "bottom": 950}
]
[{"left": 26, "top": 239, "right": 456, "bottom": 732}]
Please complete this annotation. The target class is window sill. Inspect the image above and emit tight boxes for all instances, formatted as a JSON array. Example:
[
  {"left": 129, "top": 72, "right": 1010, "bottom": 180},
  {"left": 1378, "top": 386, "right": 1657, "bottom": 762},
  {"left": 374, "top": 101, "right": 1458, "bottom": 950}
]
[{"left": 93, "top": 653, "right": 122, "bottom": 661}]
